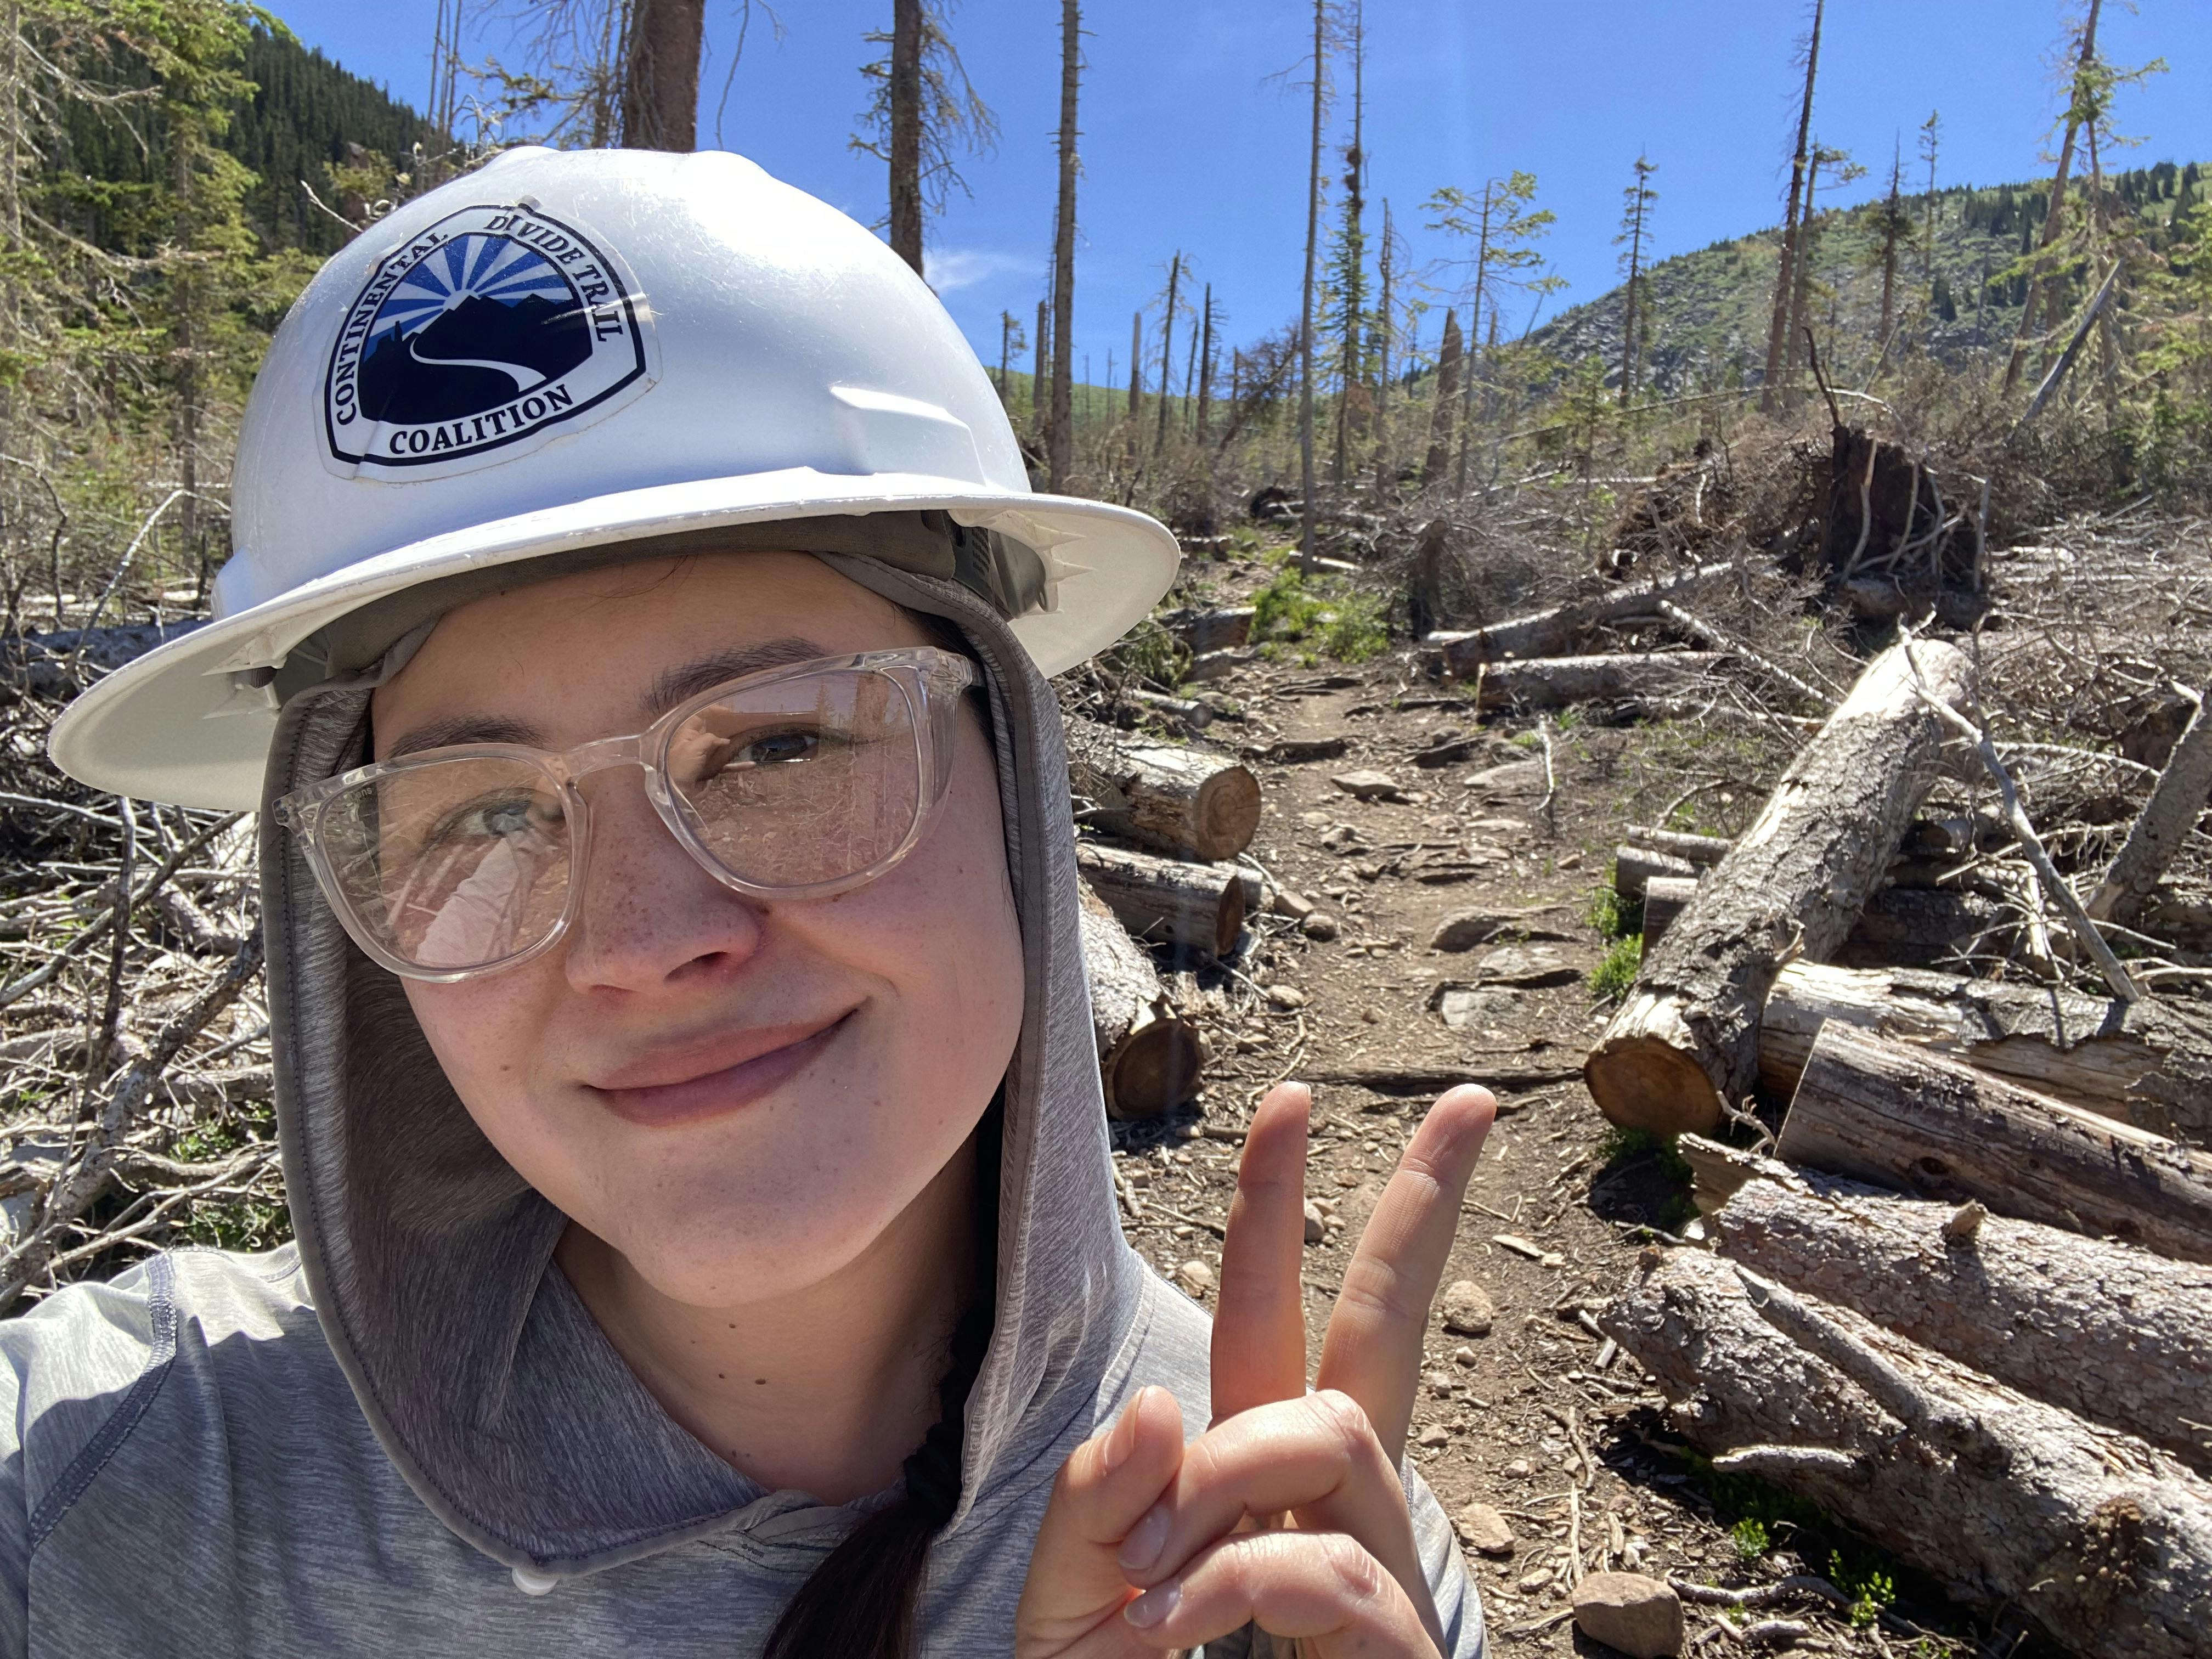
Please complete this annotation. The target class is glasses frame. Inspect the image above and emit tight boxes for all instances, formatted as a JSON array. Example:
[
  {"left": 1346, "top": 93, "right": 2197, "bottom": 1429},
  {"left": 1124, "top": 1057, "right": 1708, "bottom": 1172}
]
[{"left": 275, "top": 645, "right": 978, "bottom": 983}]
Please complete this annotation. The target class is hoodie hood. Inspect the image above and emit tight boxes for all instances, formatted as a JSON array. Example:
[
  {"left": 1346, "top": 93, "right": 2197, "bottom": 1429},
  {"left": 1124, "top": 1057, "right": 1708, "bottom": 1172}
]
[{"left": 259, "top": 548, "right": 1146, "bottom": 1579}]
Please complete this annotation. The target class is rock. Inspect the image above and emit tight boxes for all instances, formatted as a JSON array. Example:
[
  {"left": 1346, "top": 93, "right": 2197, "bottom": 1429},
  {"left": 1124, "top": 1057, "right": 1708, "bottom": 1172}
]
[
  {"left": 1175, "top": 1259, "right": 1215, "bottom": 1298},
  {"left": 1572, "top": 1573, "right": 1685, "bottom": 1659},
  {"left": 1430, "top": 910, "right": 1506, "bottom": 951},
  {"left": 1300, "top": 912, "right": 1340, "bottom": 941},
  {"left": 1516, "top": 1567, "right": 1554, "bottom": 1595},
  {"left": 1321, "top": 823, "right": 1363, "bottom": 851},
  {"left": 1303, "top": 1200, "right": 1327, "bottom": 1244},
  {"left": 1440, "top": 1278, "right": 1496, "bottom": 1337},
  {"left": 1434, "top": 984, "right": 1524, "bottom": 1030},
  {"left": 1416, "top": 1424, "right": 1452, "bottom": 1448},
  {"left": 1474, "top": 944, "right": 1579, "bottom": 988},
  {"left": 1460, "top": 758, "right": 1545, "bottom": 796},
  {"left": 1464, "top": 817, "right": 1530, "bottom": 836},
  {"left": 1331, "top": 768, "right": 1404, "bottom": 802},
  {"left": 1263, "top": 736, "right": 1349, "bottom": 763},
  {"left": 1455, "top": 1501, "right": 1516, "bottom": 1556},
  {"left": 1186, "top": 648, "right": 1255, "bottom": 682},
  {"left": 1269, "top": 886, "right": 1316, "bottom": 921},
  {"left": 1504, "top": 1458, "right": 1532, "bottom": 1478},
  {"left": 1265, "top": 983, "right": 1308, "bottom": 1010},
  {"left": 1452, "top": 1344, "right": 1479, "bottom": 1365}
]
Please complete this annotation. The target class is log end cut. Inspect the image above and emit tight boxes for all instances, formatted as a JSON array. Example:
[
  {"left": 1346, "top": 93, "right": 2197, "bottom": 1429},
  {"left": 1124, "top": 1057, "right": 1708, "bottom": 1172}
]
[
  {"left": 1585, "top": 996, "right": 1725, "bottom": 1135},
  {"left": 1104, "top": 1017, "right": 1206, "bottom": 1122}
]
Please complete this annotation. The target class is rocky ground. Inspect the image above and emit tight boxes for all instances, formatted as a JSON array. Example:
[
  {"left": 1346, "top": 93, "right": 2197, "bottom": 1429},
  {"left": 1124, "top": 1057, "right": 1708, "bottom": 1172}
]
[{"left": 1098, "top": 558, "right": 2055, "bottom": 1659}]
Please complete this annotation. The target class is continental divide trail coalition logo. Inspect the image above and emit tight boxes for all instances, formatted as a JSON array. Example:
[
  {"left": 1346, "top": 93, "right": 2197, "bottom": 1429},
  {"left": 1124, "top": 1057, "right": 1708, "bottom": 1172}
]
[{"left": 324, "top": 201, "right": 654, "bottom": 475}]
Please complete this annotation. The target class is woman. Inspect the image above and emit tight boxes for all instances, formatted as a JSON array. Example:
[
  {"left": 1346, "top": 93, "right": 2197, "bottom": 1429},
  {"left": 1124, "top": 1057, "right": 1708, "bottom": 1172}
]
[{"left": 25, "top": 146, "right": 1496, "bottom": 1656}]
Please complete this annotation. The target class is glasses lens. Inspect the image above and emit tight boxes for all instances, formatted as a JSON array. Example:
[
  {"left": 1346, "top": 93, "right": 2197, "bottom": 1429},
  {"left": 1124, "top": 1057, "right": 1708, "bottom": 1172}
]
[
  {"left": 317, "top": 757, "right": 573, "bottom": 971},
  {"left": 667, "top": 668, "right": 926, "bottom": 889}
]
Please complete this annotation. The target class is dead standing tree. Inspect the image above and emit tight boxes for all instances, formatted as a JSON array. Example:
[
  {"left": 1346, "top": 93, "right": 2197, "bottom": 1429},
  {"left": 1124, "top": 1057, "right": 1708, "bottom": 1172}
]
[
  {"left": 1759, "top": 0, "right": 1824, "bottom": 414},
  {"left": 621, "top": 0, "right": 703, "bottom": 149},
  {"left": 1295, "top": 0, "right": 1330, "bottom": 577},
  {"left": 1047, "top": 0, "right": 1079, "bottom": 491},
  {"left": 1615, "top": 152, "right": 1658, "bottom": 406},
  {"left": 853, "top": 0, "right": 997, "bottom": 278},
  {"left": 2004, "top": 0, "right": 2101, "bottom": 392}
]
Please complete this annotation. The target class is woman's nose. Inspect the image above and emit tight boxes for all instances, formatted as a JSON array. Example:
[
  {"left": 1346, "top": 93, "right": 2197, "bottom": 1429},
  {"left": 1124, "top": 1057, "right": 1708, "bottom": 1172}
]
[{"left": 558, "top": 769, "right": 766, "bottom": 995}]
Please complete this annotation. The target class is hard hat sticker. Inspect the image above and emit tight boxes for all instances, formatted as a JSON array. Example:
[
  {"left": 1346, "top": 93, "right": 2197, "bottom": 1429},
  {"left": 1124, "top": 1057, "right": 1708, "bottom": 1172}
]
[{"left": 323, "top": 201, "right": 654, "bottom": 477}]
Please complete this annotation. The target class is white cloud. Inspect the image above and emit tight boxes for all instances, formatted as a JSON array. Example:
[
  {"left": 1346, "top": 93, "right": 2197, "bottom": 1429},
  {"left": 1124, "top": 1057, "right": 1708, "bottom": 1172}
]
[{"left": 923, "top": 247, "right": 1028, "bottom": 295}]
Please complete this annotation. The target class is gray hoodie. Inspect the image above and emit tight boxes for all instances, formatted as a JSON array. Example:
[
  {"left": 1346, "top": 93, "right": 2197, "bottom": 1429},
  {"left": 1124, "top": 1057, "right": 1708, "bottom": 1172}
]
[{"left": 0, "top": 552, "right": 1485, "bottom": 1656}]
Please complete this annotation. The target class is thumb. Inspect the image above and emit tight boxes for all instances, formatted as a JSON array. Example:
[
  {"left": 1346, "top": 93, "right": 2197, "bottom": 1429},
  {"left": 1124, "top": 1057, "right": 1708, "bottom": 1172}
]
[{"left": 1015, "top": 1386, "right": 1187, "bottom": 1657}]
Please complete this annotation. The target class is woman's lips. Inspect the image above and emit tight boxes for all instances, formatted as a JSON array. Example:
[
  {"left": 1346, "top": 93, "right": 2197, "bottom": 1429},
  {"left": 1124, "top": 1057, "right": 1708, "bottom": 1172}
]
[{"left": 585, "top": 1012, "right": 851, "bottom": 1127}]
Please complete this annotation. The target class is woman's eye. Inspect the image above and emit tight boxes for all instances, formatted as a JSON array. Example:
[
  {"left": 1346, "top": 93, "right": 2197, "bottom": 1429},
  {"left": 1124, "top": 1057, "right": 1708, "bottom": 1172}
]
[
  {"left": 428, "top": 795, "right": 547, "bottom": 845},
  {"left": 733, "top": 731, "right": 820, "bottom": 768}
]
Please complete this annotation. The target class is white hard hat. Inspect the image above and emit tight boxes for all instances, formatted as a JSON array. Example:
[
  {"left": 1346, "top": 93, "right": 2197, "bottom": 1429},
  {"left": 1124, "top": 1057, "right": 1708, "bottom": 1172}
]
[{"left": 49, "top": 145, "right": 1178, "bottom": 810}]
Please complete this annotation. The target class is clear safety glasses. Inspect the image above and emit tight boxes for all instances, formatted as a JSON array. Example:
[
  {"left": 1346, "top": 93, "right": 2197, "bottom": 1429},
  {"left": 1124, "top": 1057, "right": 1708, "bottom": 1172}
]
[{"left": 275, "top": 646, "right": 977, "bottom": 982}]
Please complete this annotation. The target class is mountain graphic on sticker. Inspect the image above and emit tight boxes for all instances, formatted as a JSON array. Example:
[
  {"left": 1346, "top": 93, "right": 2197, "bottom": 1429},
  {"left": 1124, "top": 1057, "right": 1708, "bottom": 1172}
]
[{"left": 356, "top": 233, "right": 592, "bottom": 427}]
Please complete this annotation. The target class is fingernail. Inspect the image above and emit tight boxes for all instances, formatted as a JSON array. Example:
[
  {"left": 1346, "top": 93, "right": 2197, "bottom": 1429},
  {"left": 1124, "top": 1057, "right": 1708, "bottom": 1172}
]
[
  {"left": 1102, "top": 1398, "right": 1142, "bottom": 1472},
  {"left": 1123, "top": 1580, "right": 1181, "bottom": 1629},
  {"left": 1117, "top": 1502, "right": 1171, "bottom": 1574}
]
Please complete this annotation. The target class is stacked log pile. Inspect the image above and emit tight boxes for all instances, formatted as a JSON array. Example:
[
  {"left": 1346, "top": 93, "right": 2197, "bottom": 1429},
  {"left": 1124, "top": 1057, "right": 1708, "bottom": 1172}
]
[
  {"left": 1545, "top": 625, "right": 2212, "bottom": 1657},
  {"left": 1060, "top": 608, "right": 1273, "bottom": 1121}
]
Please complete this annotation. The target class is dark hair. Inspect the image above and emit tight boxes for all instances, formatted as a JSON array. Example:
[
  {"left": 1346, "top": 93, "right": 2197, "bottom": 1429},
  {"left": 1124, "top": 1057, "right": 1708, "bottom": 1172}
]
[{"left": 759, "top": 1098, "right": 1002, "bottom": 1658}]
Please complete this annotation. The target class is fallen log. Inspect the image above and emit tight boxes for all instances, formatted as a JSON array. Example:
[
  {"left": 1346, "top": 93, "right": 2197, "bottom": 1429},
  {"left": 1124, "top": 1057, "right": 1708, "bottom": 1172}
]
[
  {"left": 1613, "top": 846, "right": 1696, "bottom": 905},
  {"left": 1125, "top": 688, "right": 1211, "bottom": 729},
  {"left": 1064, "top": 716, "right": 1262, "bottom": 864},
  {"left": 1759, "top": 960, "right": 2212, "bottom": 1141},
  {"left": 2, "top": 619, "right": 206, "bottom": 697},
  {"left": 1474, "top": 652, "right": 1728, "bottom": 713},
  {"left": 1623, "top": 825, "right": 1731, "bottom": 866},
  {"left": 2089, "top": 676, "right": 2212, "bottom": 927},
  {"left": 1776, "top": 1023, "right": 2212, "bottom": 1264},
  {"left": 1713, "top": 1172, "right": 2212, "bottom": 1476},
  {"left": 1585, "top": 639, "right": 1973, "bottom": 1135},
  {"left": 1640, "top": 884, "right": 2006, "bottom": 971},
  {"left": 1076, "top": 884, "right": 1205, "bottom": 1121},
  {"left": 1424, "top": 561, "right": 1735, "bottom": 675},
  {"left": 1075, "top": 842, "right": 1246, "bottom": 958},
  {"left": 1161, "top": 605, "right": 1256, "bottom": 656},
  {"left": 1640, "top": 875, "right": 1699, "bottom": 950},
  {"left": 1603, "top": 1248, "right": 2212, "bottom": 1659}
]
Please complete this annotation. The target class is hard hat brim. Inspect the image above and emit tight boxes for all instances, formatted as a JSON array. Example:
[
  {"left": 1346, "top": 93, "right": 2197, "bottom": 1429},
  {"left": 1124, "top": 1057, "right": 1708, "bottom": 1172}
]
[{"left": 49, "top": 468, "right": 1181, "bottom": 810}]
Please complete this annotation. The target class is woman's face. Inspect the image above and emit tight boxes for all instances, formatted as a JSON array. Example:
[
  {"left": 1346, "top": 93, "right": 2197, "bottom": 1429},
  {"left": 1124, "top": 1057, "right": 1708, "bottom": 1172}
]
[{"left": 371, "top": 551, "right": 1024, "bottom": 1308}]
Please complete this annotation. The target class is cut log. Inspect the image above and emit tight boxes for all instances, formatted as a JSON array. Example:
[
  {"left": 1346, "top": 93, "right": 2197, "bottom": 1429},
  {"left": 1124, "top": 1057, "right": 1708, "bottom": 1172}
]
[
  {"left": 1075, "top": 842, "right": 1246, "bottom": 958},
  {"left": 1077, "top": 884, "right": 1205, "bottom": 1121},
  {"left": 1612, "top": 846, "right": 1696, "bottom": 904},
  {"left": 1125, "top": 688, "right": 1211, "bottom": 729},
  {"left": 1640, "top": 885, "right": 2006, "bottom": 971},
  {"left": 1584, "top": 639, "right": 1974, "bottom": 1135},
  {"left": 1759, "top": 960, "right": 2212, "bottom": 1141},
  {"left": 1161, "top": 606, "right": 1256, "bottom": 656},
  {"left": 2089, "top": 677, "right": 2212, "bottom": 927},
  {"left": 1776, "top": 1023, "right": 2212, "bottom": 1264},
  {"left": 1622, "top": 825, "right": 1731, "bottom": 866},
  {"left": 1640, "top": 876, "right": 1699, "bottom": 951},
  {"left": 1423, "top": 561, "right": 1735, "bottom": 675},
  {"left": 1713, "top": 1173, "right": 2212, "bottom": 1476},
  {"left": 1474, "top": 652, "right": 1728, "bottom": 713},
  {"left": 1064, "top": 716, "right": 1262, "bottom": 863},
  {"left": 1603, "top": 1248, "right": 2212, "bottom": 1659}
]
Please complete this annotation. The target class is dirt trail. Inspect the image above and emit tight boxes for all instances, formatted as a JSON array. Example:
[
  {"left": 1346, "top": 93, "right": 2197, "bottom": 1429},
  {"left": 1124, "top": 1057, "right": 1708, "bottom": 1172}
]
[{"left": 1104, "top": 630, "right": 2015, "bottom": 1655}]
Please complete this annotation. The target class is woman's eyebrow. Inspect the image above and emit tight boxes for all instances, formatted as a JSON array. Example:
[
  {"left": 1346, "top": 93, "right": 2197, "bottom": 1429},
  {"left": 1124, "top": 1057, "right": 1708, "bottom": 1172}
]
[
  {"left": 382, "top": 714, "right": 545, "bottom": 760},
  {"left": 646, "top": 637, "right": 832, "bottom": 714}
]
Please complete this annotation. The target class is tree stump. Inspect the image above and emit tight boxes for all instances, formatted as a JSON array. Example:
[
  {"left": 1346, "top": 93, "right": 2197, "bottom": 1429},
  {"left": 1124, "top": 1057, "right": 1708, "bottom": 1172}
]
[{"left": 1064, "top": 716, "right": 1262, "bottom": 864}]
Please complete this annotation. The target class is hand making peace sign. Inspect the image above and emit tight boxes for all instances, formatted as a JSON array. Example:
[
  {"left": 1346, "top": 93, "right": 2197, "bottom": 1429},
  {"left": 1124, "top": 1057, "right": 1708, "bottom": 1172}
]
[{"left": 1015, "top": 1080, "right": 1498, "bottom": 1657}]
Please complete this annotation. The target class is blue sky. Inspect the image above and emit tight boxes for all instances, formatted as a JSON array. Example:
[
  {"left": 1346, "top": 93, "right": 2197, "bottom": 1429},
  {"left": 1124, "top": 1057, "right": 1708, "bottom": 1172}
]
[{"left": 272, "top": 1, "right": 2208, "bottom": 383}]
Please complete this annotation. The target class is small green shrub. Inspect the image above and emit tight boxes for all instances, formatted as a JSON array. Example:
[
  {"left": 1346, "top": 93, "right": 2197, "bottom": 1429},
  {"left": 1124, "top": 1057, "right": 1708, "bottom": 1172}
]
[
  {"left": 1105, "top": 617, "right": 1191, "bottom": 688},
  {"left": 1247, "top": 567, "right": 1390, "bottom": 664},
  {"left": 1730, "top": 1518, "right": 1770, "bottom": 1562},
  {"left": 1587, "top": 881, "right": 1643, "bottom": 941},
  {"left": 1588, "top": 934, "right": 1642, "bottom": 1002},
  {"left": 1830, "top": 1551, "right": 1897, "bottom": 1628}
]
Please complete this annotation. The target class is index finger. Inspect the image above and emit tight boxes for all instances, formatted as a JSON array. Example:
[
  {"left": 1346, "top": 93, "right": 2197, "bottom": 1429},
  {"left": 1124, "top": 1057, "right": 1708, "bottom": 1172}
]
[
  {"left": 1314, "top": 1085, "right": 1497, "bottom": 1465},
  {"left": 1209, "top": 1082, "right": 1312, "bottom": 1426}
]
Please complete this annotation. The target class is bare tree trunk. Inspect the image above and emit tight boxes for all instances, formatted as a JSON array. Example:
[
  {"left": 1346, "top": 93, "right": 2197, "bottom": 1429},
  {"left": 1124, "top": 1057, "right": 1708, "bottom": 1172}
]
[
  {"left": 887, "top": 0, "right": 924, "bottom": 274},
  {"left": 1075, "top": 843, "right": 1247, "bottom": 958},
  {"left": 1421, "top": 309, "right": 1461, "bottom": 485},
  {"left": 1034, "top": 296, "right": 1049, "bottom": 443},
  {"left": 2090, "top": 680, "right": 2212, "bottom": 926},
  {"left": 1195, "top": 285, "right": 1214, "bottom": 443},
  {"left": 622, "top": 0, "right": 704, "bottom": 151},
  {"left": 1759, "top": 0, "right": 1822, "bottom": 414},
  {"left": 1154, "top": 251, "right": 1180, "bottom": 455},
  {"left": 1048, "top": 0, "right": 1079, "bottom": 491},
  {"left": 1454, "top": 194, "right": 1491, "bottom": 493},
  {"left": 1297, "top": 0, "right": 1325, "bottom": 577},
  {"left": 2004, "top": 0, "right": 2100, "bottom": 392},
  {"left": 1371, "top": 199, "right": 1393, "bottom": 501},
  {"left": 1063, "top": 716, "right": 1262, "bottom": 862}
]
